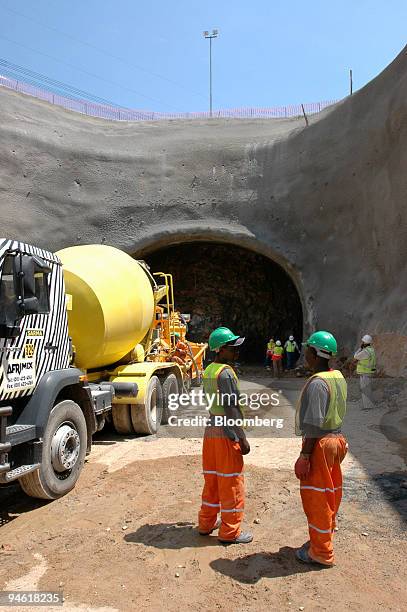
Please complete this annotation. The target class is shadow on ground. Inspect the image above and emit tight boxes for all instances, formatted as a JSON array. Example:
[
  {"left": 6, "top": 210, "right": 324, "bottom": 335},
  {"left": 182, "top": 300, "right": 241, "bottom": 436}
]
[
  {"left": 210, "top": 547, "right": 327, "bottom": 583},
  {"left": 0, "top": 482, "right": 48, "bottom": 527},
  {"left": 125, "top": 522, "right": 224, "bottom": 549}
]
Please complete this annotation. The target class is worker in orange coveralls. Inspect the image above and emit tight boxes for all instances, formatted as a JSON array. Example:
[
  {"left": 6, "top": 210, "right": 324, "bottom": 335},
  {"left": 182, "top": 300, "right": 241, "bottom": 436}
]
[
  {"left": 198, "top": 327, "right": 253, "bottom": 544},
  {"left": 170, "top": 332, "right": 189, "bottom": 366},
  {"left": 294, "top": 331, "right": 348, "bottom": 566}
]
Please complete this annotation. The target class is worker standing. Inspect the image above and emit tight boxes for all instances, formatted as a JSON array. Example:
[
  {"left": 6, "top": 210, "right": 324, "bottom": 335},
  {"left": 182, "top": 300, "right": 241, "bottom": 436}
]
[
  {"left": 265, "top": 337, "right": 275, "bottom": 370},
  {"left": 198, "top": 326, "right": 253, "bottom": 544},
  {"left": 272, "top": 340, "right": 284, "bottom": 378},
  {"left": 354, "top": 334, "right": 376, "bottom": 411},
  {"left": 294, "top": 331, "right": 348, "bottom": 567},
  {"left": 284, "top": 335, "right": 300, "bottom": 370}
]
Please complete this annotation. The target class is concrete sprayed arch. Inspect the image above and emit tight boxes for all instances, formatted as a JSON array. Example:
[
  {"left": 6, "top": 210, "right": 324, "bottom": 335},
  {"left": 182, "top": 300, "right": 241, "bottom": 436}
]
[{"left": 132, "top": 223, "right": 308, "bottom": 360}]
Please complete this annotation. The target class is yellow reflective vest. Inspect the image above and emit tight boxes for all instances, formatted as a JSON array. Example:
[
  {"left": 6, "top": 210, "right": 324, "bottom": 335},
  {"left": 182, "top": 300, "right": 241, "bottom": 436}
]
[
  {"left": 202, "top": 362, "right": 242, "bottom": 416},
  {"left": 295, "top": 369, "right": 347, "bottom": 436},
  {"left": 356, "top": 347, "right": 376, "bottom": 375}
]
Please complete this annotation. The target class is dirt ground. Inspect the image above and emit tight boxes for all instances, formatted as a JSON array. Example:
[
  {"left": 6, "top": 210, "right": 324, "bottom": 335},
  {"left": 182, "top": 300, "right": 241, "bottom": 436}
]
[{"left": 0, "top": 374, "right": 406, "bottom": 611}]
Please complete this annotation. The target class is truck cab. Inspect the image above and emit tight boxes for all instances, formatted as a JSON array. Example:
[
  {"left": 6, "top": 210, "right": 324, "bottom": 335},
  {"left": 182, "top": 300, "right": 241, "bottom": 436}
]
[{"left": 0, "top": 239, "right": 105, "bottom": 499}]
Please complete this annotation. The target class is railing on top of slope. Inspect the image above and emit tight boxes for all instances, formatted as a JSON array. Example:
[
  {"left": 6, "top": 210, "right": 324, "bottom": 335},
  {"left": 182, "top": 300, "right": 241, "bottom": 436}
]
[{"left": 0, "top": 75, "right": 338, "bottom": 121}]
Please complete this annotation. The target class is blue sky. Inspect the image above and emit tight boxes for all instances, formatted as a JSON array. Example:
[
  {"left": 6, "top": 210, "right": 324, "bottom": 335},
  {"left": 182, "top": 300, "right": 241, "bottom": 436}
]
[{"left": 0, "top": 0, "right": 405, "bottom": 113}]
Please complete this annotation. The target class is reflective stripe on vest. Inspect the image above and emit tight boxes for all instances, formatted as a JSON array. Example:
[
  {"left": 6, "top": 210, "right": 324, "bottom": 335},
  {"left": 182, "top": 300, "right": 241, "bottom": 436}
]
[
  {"left": 273, "top": 346, "right": 284, "bottom": 356},
  {"left": 295, "top": 370, "right": 347, "bottom": 435},
  {"left": 356, "top": 346, "right": 376, "bottom": 375},
  {"left": 286, "top": 341, "right": 295, "bottom": 352},
  {"left": 202, "top": 362, "right": 242, "bottom": 416}
]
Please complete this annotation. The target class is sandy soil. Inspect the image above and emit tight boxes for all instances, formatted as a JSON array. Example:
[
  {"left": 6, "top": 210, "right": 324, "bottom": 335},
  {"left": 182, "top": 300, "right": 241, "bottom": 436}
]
[{"left": 0, "top": 374, "right": 406, "bottom": 611}]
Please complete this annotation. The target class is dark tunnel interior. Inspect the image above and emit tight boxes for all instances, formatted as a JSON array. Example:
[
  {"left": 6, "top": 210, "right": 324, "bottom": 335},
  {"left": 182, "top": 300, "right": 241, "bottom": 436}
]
[{"left": 145, "top": 242, "right": 303, "bottom": 363}]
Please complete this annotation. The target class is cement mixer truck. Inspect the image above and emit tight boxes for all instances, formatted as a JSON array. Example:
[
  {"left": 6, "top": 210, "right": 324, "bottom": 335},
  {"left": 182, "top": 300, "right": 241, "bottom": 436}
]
[{"left": 0, "top": 239, "right": 206, "bottom": 499}]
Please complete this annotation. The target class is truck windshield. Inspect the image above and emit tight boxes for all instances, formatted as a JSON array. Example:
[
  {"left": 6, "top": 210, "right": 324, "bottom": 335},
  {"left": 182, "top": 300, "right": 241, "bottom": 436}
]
[{"left": 0, "top": 254, "right": 19, "bottom": 327}]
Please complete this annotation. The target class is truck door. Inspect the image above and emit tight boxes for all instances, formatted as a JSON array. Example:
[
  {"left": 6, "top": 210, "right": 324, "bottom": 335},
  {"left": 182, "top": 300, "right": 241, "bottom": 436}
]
[{"left": 0, "top": 243, "right": 70, "bottom": 402}]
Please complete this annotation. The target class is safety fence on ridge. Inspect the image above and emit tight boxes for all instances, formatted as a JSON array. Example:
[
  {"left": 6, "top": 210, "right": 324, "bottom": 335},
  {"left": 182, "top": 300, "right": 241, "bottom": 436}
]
[{"left": 0, "top": 75, "right": 338, "bottom": 121}]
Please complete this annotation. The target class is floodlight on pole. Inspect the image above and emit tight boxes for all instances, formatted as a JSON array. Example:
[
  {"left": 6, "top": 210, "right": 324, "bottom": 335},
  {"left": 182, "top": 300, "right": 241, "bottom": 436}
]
[{"left": 203, "top": 29, "right": 219, "bottom": 118}]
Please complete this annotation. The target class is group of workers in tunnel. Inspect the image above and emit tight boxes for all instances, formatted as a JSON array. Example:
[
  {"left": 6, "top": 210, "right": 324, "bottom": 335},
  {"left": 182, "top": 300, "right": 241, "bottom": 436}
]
[
  {"left": 197, "top": 326, "right": 377, "bottom": 566},
  {"left": 264, "top": 335, "right": 301, "bottom": 376}
]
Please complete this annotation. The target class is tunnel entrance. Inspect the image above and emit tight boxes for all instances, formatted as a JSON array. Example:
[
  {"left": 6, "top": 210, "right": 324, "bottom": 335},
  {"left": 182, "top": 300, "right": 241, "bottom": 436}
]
[{"left": 145, "top": 242, "right": 303, "bottom": 364}]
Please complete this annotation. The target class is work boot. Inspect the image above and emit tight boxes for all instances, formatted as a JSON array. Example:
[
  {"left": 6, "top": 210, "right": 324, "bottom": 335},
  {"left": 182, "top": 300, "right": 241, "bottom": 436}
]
[
  {"left": 218, "top": 531, "right": 253, "bottom": 544},
  {"left": 198, "top": 518, "right": 221, "bottom": 536},
  {"left": 295, "top": 546, "right": 333, "bottom": 567}
]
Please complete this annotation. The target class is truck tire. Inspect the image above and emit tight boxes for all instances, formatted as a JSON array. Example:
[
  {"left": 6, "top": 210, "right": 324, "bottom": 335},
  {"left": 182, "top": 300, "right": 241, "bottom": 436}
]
[
  {"left": 131, "top": 376, "right": 163, "bottom": 435},
  {"left": 111, "top": 404, "right": 135, "bottom": 435},
  {"left": 161, "top": 373, "right": 179, "bottom": 424},
  {"left": 19, "top": 400, "right": 87, "bottom": 500}
]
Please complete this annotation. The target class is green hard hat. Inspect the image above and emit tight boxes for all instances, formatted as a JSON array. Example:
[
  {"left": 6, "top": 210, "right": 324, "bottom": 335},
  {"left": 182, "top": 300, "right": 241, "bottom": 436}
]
[
  {"left": 303, "top": 330, "right": 337, "bottom": 356},
  {"left": 208, "top": 326, "right": 245, "bottom": 351}
]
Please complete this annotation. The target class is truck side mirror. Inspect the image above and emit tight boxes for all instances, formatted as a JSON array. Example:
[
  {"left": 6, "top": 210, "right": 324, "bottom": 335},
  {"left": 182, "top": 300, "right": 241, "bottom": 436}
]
[{"left": 14, "top": 255, "right": 40, "bottom": 316}]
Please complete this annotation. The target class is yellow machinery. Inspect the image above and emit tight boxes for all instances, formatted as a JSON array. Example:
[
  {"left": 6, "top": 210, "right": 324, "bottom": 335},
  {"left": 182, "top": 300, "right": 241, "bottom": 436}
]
[{"left": 57, "top": 245, "right": 206, "bottom": 435}]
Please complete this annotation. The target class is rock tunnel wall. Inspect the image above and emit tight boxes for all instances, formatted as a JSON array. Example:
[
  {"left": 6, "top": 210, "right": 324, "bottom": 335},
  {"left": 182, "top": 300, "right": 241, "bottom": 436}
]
[
  {"left": 0, "top": 48, "right": 406, "bottom": 374},
  {"left": 146, "top": 242, "right": 303, "bottom": 362}
]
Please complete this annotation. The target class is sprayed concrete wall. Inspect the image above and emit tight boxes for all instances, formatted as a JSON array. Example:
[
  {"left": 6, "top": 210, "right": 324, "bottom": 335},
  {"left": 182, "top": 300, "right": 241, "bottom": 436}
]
[{"left": 0, "top": 48, "right": 406, "bottom": 374}]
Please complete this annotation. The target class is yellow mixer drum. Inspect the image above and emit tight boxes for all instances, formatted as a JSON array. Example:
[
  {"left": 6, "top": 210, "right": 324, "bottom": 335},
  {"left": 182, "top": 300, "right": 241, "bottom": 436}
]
[{"left": 57, "top": 245, "right": 154, "bottom": 370}]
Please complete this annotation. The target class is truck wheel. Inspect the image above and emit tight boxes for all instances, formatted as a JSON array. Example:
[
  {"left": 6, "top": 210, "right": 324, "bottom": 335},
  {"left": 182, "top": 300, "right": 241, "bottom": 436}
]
[
  {"left": 161, "top": 373, "right": 179, "bottom": 424},
  {"left": 111, "top": 404, "right": 135, "bottom": 434},
  {"left": 131, "top": 376, "right": 163, "bottom": 434},
  {"left": 19, "top": 400, "right": 87, "bottom": 500}
]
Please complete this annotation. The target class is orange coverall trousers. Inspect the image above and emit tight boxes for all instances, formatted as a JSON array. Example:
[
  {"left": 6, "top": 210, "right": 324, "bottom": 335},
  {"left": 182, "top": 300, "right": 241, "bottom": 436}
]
[
  {"left": 198, "top": 426, "right": 244, "bottom": 541},
  {"left": 300, "top": 434, "right": 348, "bottom": 565}
]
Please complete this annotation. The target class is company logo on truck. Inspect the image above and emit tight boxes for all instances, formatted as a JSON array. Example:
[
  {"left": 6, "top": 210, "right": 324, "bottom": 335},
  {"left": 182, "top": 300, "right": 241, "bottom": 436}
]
[
  {"left": 2, "top": 358, "right": 36, "bottom": 392},
  {"left": 7, "top": 361, "right": 34, "bottom": 375}
]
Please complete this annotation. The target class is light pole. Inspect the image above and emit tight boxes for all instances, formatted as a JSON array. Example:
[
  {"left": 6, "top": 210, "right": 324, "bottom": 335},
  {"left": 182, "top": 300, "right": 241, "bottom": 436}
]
[{"left": 203, "top": 29, "right": 219, "bottom": 117}]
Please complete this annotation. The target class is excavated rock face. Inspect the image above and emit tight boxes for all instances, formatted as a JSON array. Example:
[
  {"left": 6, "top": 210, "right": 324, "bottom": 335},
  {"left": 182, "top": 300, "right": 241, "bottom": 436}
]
[
  {"left": 0, "top": 47, "right": 406, "bottom": 373},
  {"left": 146, "top": 242, "right": 302, "bottom": 362}
]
